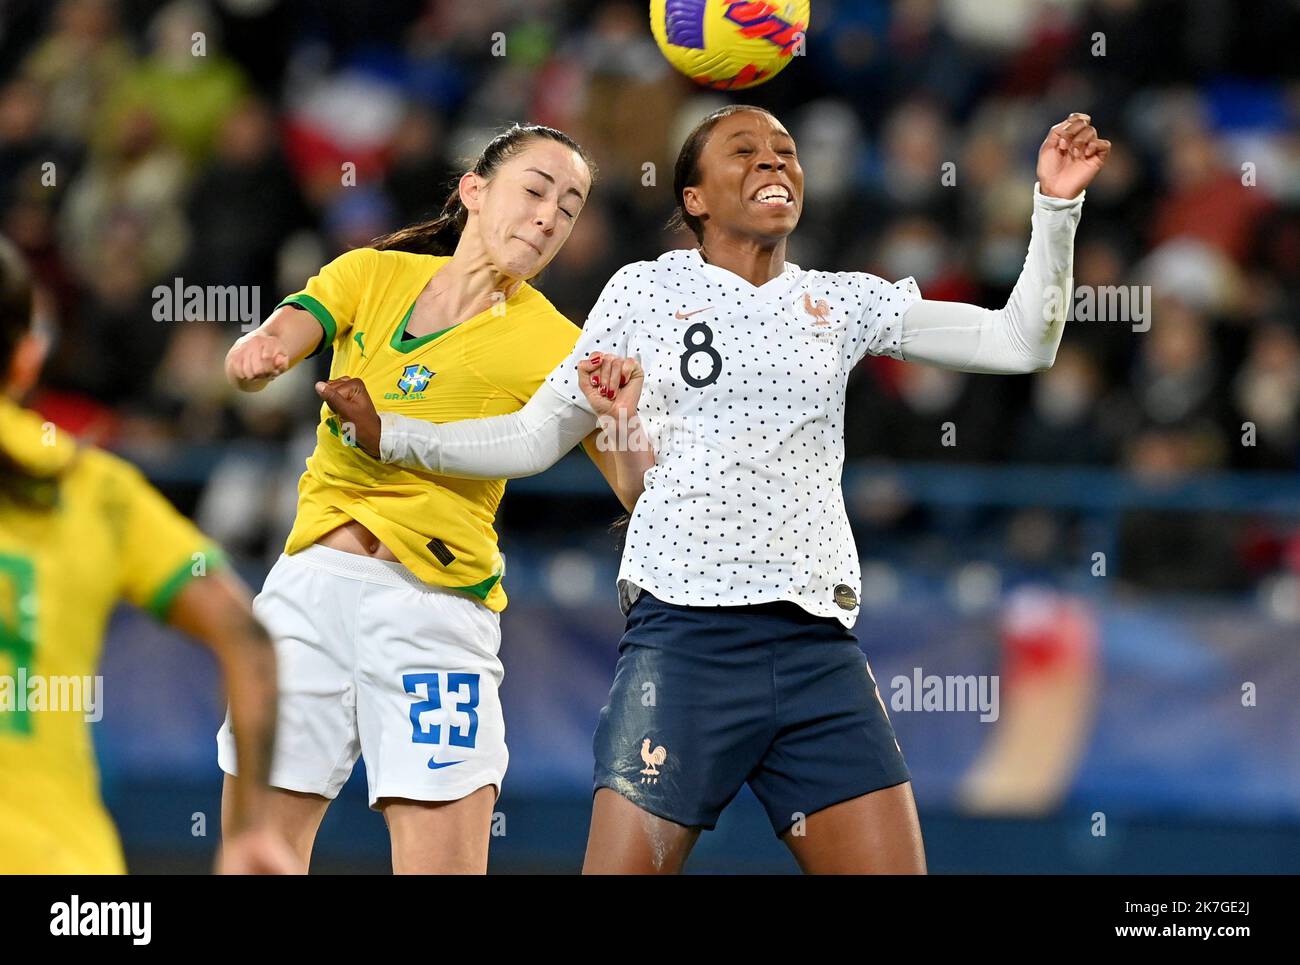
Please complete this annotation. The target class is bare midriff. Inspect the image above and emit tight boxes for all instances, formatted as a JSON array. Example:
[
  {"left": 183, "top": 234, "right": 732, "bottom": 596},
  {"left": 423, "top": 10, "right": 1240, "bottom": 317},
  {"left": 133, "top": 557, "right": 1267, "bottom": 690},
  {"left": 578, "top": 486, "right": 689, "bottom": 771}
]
[{"left": 316, "top": 519, "right": 401, "bottom": 562}]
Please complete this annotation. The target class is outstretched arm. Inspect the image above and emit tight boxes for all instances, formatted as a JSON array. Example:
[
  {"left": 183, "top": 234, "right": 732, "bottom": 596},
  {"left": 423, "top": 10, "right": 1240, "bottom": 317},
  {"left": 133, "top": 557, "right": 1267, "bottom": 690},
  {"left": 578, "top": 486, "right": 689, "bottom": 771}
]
[
  {"left": 314, "top": 260, "right": 641, "bottom": 482},
  {"left": 890, "top": 114, "right": 1109, "bottom": 375},
  {"left": 315, "top": 375, "right": 598, "bottom": 479}
]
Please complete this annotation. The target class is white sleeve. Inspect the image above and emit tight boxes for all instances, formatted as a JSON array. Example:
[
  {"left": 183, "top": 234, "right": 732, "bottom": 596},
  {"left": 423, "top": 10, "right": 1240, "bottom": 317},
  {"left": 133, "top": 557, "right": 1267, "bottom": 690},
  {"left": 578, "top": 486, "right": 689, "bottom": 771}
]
[
  {"left": 886, "top": 182, "right": 1085, "bottom": 374},
  {"left": 847, "top": 273, "right": 924, "bottom": 367},
  {"left": 378, "top": 380, "right": 595, "bottom": 479},
  {"left": 542, "top": 263, "right": 639, "bottom": 414}
]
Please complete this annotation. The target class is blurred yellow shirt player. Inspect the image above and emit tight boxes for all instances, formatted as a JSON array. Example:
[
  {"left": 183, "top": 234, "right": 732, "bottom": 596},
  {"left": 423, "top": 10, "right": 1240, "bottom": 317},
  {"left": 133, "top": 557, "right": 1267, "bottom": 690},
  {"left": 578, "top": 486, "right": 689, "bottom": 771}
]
[
  {"left": 0, "top": 238, "right": 292, "bottom": 875},
  {"left": 279, "top": 247, "right": 582, "bottom": 609},
  {"left": 0, "top": 401, "right": 225, "bottom": 872}
]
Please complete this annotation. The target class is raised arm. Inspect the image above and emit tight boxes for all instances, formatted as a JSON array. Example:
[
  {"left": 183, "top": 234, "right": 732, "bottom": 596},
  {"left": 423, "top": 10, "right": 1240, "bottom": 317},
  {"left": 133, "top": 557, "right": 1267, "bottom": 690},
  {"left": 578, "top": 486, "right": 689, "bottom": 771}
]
[
  {"left": 881, "top": 114, "right": 1109, "bottom": 375},
  {"left": 226, "top": 247, "right": 371, "bottom": 392},
  {"left": 893, "top": 184, "right": 1084, "bottom": 374}
]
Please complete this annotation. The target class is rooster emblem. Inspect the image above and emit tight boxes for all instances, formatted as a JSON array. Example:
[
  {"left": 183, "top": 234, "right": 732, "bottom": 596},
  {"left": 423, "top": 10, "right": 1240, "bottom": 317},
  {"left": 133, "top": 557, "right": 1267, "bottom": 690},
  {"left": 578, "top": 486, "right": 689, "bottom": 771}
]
[
  {"left": 803, "top": 292, "right": 831, "bottom": 326},
  {"left": 639, "top": 738, "right": 668, "bottom": 783}
]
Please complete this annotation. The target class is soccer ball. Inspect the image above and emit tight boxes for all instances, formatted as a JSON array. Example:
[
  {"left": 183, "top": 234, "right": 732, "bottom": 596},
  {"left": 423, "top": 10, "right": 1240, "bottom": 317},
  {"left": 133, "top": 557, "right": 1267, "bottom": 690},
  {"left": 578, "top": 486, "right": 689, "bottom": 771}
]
[{"left": 649, "top": 0, "right": 811, "bottom": 91}]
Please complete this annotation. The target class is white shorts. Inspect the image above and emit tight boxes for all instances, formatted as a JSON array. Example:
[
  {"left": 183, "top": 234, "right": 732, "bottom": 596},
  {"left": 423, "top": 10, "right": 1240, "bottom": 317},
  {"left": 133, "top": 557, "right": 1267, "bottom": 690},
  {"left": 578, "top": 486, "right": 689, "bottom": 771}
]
[{"left": 216, "top": 544, "right": 506, "bottom": 808}]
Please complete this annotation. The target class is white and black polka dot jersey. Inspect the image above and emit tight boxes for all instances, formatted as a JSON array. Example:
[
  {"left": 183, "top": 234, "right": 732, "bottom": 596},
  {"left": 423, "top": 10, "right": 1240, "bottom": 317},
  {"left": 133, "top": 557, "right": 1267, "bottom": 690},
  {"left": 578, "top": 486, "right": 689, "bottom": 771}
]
[
  {"left": 545, "top": 248, "right": 923, "bottom": 629},
  {"left": 379, "top": 186, "right": 1082, "bottom": 624}
]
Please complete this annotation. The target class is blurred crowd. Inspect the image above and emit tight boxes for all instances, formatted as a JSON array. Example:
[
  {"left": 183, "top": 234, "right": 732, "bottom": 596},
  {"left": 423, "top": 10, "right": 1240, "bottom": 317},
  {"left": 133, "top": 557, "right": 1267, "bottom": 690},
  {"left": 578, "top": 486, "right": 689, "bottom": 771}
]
[{"left": 1, "top": 0, "right": 1297, "bottom": 573}]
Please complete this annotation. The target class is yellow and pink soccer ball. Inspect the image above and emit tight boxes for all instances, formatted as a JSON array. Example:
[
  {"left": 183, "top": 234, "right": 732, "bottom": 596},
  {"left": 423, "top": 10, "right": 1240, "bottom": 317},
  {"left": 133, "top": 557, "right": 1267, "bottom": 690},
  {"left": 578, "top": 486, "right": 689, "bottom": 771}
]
[{"left": 649, "top": 0, "right": 811, "bottom": 91}]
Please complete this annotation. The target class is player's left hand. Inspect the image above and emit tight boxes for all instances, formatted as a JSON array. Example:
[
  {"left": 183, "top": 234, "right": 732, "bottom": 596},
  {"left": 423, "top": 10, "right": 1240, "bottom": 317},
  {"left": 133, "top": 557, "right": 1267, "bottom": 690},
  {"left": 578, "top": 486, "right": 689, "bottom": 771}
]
[
  {"left": 579, "top": 353, "right": 643, "bottom": 418},
  {"left": 316, "top": 377, "right": 381, "bottom": 458},
  {"left": 216, "top": 825, "right": 303, "bottom": 875},
  {"left": 1037, "top": 113, "right": 1111, "bottom": 200}
]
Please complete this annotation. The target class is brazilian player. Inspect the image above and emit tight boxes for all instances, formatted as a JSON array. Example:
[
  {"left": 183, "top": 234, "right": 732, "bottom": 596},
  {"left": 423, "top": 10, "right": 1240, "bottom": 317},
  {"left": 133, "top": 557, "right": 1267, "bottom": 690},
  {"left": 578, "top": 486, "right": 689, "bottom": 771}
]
[
  {"left": 220, "top": 124, "right": 637, "bottom": 873},
  {"left": 0, "top": 238, "right": 297, "bottom": 874}
]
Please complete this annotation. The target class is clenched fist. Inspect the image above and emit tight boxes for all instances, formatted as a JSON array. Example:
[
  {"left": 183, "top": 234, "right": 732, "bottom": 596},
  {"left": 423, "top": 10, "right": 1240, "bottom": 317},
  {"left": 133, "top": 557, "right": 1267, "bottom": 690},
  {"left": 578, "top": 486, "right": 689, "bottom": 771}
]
[
  {"left": 1037, "top": 113, "right": 1111, "bottom": 200},
  {"left": 226, "top": 331, "right": 291, "bottom": 391},
  {"left": 315, "top": 377, "right": 381, "bottom": 458}
]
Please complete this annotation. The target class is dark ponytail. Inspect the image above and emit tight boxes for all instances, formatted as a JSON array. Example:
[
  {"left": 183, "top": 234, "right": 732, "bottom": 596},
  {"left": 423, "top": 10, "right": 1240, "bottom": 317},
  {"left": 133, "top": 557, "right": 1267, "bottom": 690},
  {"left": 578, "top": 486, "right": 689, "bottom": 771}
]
[
  {"left": 667, "top": 104, "right": 775, "bottom": 243},
  {"left": 0, "top": 235, "right": 31, "bottom": 373},
  {"left": 372, "top": 185, "right": 467, "bottom": 256},
  {"left": 372, "top": 123, "right": 597, "bottom": 256},
  {"left": 0, "top": 235, "right": 65, "bottom": 510}
]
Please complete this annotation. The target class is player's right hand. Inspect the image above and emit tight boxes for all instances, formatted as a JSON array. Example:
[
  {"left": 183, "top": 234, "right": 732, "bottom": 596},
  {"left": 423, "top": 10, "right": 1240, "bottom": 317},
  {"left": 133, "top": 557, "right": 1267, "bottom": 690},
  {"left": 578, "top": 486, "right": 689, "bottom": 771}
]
[
  {"left": 316, "top": 376, "right": 381, "bottom": 458},
  {"left": 216, "top": 825, "right": 304, "bottom": 875},
  {"left": 226, "top": 331, "right": 291, "bottom": 391}
]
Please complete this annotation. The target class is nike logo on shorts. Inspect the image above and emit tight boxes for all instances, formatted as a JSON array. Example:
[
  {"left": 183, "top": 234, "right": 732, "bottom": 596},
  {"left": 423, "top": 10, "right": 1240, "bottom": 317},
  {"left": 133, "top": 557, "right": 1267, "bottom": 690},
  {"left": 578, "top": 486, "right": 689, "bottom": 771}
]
[{"left": 427, "top": 758, "right": 465, "bottom": 770}]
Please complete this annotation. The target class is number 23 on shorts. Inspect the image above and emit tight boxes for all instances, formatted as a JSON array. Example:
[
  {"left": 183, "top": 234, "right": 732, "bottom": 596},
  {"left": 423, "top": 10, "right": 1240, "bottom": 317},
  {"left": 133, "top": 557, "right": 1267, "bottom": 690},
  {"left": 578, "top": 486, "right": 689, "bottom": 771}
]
[{"left": 402, "top": 672, "right": 480, "bottom": 749}]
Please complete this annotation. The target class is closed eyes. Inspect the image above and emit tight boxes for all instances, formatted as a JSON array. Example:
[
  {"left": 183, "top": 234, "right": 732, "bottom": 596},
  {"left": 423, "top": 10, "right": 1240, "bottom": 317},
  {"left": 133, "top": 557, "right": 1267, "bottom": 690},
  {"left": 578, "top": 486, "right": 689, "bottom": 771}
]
[
  {"left": 526, "top": 187, "right": 575, "bottom": 218},
  {"left": 733, "top": 146, "right": 797, "bottom": 157}
]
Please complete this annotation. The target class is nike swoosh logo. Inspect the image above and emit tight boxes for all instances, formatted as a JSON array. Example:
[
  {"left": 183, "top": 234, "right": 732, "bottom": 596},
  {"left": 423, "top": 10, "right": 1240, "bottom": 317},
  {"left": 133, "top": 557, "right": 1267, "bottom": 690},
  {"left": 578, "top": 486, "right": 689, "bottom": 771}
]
[
  {"left": 427, "top": 758, "right": 465, "bottom": 770},
  {"left": 675, "top": 307, "right": 713, "bottom": 319}
]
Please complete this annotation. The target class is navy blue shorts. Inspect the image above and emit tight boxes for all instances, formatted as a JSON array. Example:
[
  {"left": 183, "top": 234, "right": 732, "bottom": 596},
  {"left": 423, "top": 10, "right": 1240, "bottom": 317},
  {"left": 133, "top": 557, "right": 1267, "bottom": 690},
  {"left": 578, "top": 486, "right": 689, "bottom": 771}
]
[{"left": 592, "top": 592, "right": 911, "bottom": 836}]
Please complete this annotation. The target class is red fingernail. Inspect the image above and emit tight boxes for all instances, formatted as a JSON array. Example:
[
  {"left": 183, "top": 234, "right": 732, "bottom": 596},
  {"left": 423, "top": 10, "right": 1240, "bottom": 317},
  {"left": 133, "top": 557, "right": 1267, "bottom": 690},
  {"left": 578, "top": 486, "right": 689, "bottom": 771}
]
[{"left": 592, "top": 376, "right": 599, "bottom": 386}]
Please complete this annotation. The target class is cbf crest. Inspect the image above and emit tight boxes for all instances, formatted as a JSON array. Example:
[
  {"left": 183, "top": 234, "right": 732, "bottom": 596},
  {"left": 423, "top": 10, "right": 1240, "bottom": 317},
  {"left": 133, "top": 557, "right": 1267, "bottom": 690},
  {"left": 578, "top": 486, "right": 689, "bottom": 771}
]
[{"left": 390, "top": 364, "right": 434, "bottom": 400}]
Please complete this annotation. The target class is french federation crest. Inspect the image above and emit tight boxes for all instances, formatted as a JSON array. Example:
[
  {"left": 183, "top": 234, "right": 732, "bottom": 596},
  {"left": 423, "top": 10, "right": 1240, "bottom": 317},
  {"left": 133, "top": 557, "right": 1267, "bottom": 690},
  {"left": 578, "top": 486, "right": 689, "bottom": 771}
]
[{"left": 397, "top": 364, "right": 434, "bottom": 395}]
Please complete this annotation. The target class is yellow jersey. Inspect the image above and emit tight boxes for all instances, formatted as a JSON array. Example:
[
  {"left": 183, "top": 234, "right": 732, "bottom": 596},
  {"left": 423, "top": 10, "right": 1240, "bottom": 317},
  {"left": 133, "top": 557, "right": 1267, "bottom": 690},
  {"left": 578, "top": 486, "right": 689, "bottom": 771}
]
[
  {"left": 0, "top": 398, "right": 223, "bottom": 873},
  {"left": 279, "top": 247, "right": 581, "bottom": 611}
]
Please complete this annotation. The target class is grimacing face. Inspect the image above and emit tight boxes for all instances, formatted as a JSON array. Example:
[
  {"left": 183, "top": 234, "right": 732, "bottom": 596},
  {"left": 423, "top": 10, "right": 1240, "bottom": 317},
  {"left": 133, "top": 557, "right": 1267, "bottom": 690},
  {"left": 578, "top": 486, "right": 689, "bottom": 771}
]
[
  {"left": 684, "top": 110, "right": 804, "bottom": 245},
  {"left": 465, "top": 139, "right": 591, "bottom": 279}
]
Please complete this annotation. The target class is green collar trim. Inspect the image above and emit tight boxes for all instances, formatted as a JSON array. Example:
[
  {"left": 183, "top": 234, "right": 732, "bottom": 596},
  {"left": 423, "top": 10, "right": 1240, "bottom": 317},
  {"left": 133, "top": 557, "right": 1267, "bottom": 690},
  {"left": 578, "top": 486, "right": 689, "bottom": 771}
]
[{"left": 390, "top": 302, "right": 459, "bottom": 353}]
